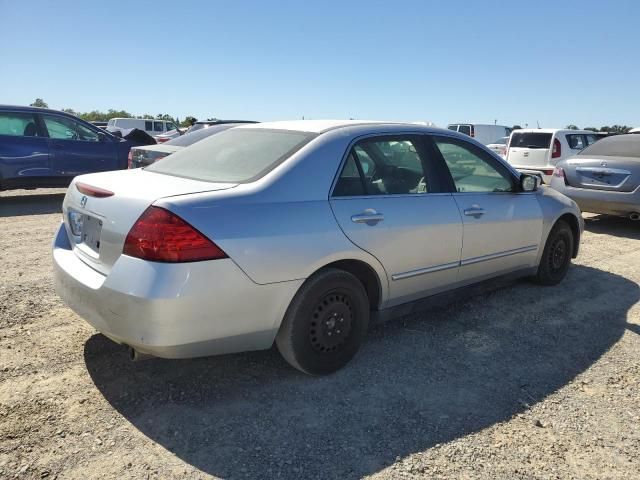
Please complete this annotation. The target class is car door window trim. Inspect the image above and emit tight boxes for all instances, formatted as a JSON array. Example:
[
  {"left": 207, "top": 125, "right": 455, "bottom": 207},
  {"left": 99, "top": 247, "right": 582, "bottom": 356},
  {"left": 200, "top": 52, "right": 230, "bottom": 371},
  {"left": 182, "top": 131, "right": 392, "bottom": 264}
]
[{"left": 391, "top": 261, "right": 460, "bottom": 281}]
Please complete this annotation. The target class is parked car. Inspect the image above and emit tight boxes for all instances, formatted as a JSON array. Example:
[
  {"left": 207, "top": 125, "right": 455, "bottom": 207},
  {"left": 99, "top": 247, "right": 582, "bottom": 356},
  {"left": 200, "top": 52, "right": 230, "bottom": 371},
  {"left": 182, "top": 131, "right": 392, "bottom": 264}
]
[
  {"left": 185, "top": 119, "right": 258, "bottom": 134},
  {"left": 53, "top": 120, "right": 582, "bottom": 374},
  {"left": 107, "top": 118, "right": 179, "bottom": 137},
  {"left": 447, "top": 124, "right": 512, "bottom": 145},
  {"left": 486, "top": 136, "right": 509, "bottom": 158},
  {"left": 550, "top": 134, "right": 640, "bottom": 220},
  {"left": 0, "top": 105, "right": 134, "bottom": 191},
  {"left": 629, "top": 127, "right": 640, "bottom": 134},
  {"left": 506, "top": 129, "right": 601, "bottom": 184},
  {"left": 153, "top": 128, "right": 187, "bottom": 144},
  {"left": 128, "top": 123, "right": 245, "bottom": 168},
  {"left": 90, "top": 121, "right": 108, "bottom": 129}
]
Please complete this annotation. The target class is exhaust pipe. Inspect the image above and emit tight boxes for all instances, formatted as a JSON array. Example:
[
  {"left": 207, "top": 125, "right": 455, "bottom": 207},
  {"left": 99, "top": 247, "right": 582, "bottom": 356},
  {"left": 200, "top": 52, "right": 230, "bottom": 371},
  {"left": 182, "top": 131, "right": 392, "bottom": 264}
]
[
  {"left": 630, "top": 212, "right": 640, "bottom": 221},
  {"left": 128, "top": 346, "right": 153, "bottom": 362}
]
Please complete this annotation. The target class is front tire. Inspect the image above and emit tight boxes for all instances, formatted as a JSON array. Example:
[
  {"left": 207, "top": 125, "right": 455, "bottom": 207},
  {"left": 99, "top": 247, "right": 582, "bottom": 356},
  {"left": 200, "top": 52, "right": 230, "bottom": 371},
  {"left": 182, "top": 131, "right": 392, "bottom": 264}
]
[
  {"left": 533, "top": 220, "right": 574, "bottom": 286},
  {"left": 276, "top": 268, "right": 370, "bottom": 375}
]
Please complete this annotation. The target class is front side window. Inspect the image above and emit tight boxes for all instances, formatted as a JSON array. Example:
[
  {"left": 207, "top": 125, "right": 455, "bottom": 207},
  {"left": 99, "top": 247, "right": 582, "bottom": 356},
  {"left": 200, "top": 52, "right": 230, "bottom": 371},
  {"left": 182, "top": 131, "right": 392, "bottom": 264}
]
[
  {"left": 166, "top": 123, "right": 177, "bottom": 132},
  {"left": 334, "top": 137, "right": 431, "bottom": 196},
  {"left": 434, "top": 136, "right": 514, "bottom": 193},
  {"left": 0, "top": 112, "right": 39, "bottom": 137},
  {"left": 42, "top": 115, "right": 99, "bottom": 142},
  {"left": 146, "top": 128, "right": 315, "bottom": 183}
]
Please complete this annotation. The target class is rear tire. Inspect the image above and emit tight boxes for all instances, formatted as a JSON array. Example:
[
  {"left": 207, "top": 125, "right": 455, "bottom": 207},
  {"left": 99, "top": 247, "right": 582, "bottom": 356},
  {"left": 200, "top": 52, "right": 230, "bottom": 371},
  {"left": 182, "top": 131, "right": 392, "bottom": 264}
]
[
  {"left": 533, "top": 220, "right": 574, "bottom": 286},
  {"left": 276, "top": 268, "right": 369, "bottom": 375}
]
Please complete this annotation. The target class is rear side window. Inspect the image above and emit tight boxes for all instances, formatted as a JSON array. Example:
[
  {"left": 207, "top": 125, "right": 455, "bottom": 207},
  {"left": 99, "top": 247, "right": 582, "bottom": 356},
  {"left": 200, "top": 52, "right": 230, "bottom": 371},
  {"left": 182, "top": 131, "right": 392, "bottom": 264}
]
[
  {"left": 334, "top": 136, "right": 434, "bottom": 196},
  {"left": 154, "top": 121, "right": 164, "bottom": 132},
  {"left": 509, "top": 132, "right": 552, "bottom": 149},
  {"left": 566, "top": 134, "right": 585, "bottom": 150},
  {"left": 447, "top": 125, "right": 458, "bottom": 131},
  {"left": 144, "top": 121, "right": 153, "bottom": 131},
  {"left": 146, "top": 128, "right": 315, "bottom": 183},
  {"left": 458, "top": 125, "right": 471, "bottom": 136},
  {"left": 0, "top": 112, "right": 39, "bottom": 137}
]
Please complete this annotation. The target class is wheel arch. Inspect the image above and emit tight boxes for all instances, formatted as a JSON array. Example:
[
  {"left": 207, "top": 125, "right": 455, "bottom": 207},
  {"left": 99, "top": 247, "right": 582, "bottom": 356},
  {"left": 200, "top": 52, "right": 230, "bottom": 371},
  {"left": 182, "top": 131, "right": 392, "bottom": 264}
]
[{"left": 557, "top": 213, "right": 581, "bottom": 258}]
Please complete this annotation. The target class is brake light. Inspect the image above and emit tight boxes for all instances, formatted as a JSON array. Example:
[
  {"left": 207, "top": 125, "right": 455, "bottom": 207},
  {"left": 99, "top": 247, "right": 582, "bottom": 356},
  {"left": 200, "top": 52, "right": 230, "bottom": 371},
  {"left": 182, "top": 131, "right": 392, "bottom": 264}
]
[
  {"left": 553, "top": 166, "right": 565, "bottom": 178},
  {"left": 76, "top": 182, "right": 114, "bottom": 198},
  {"left": 156, "top": 137, "right": 170, "bottom": 143},
  {"left": 551, "top": 138, "right": 561, "bottom": 159},
  {"left": 123, "top": 206, "right": 227, "bottom": 262},
  {"left": 127, "top": 149, "right": 134, "bottom": 169},
  {"left": 470, "top": 125, "right": 475, "bottom": 137}
]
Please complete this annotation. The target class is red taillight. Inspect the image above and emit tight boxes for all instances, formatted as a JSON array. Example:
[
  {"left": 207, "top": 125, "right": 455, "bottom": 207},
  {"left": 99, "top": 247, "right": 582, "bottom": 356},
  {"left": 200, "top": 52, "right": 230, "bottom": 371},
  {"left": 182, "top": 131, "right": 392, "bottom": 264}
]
[
  {"left": 551, "top": 138, "right": 561, "bottom": 159},
  {"left": 156, "top": 137, "right": 170, "bottom": 143},
  {"left": 127, "top": 150, "right": 134, "bottom": 169},
  {"left": 553, "top": 167, "right": 565, "bottom": 178},
  {"left": 76, "top": 182, "right": 114, "bottom": 198},
  {"left": 123, "top": 206, "right": 227, "bottom": 262}
]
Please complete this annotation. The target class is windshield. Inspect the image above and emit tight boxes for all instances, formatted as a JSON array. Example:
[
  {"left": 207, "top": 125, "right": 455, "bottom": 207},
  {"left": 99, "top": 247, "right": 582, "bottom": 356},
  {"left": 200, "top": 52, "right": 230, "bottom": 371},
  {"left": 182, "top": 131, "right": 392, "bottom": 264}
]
[
  {"left": 146, "top": 128, "right": 316, "bottom": 183},
  {"left": 578, "top": 135, "right": 640, "bottom": 159},
  {"left": 509, "top": 132, "right": 552, "bottom": 149},
  {"left": 165, "top": 124, "right": 237, "bottom": 147}
]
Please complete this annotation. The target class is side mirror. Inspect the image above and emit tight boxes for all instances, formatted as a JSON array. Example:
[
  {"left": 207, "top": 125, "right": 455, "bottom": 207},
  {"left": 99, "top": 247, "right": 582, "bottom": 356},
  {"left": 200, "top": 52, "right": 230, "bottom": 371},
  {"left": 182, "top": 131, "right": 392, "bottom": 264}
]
[
  {"left": 97, "top": 131, "right": 109, "bottom": 142},
  {"left": 520, "top": 174, "right": 539, "bottom": 192}
]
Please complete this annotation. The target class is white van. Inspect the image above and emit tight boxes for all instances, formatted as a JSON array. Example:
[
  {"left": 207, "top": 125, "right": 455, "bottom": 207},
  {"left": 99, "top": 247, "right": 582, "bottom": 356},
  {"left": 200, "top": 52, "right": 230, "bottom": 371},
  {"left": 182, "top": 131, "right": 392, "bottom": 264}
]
[
  {"left": 447, "top": 123, "right": 512, "bottom": 145},
  {"left": 107, "top": 118, "right": 178, "bottom": 137},
  {"left": 506, "top": 129, "right": 600, "bottom": 184}
]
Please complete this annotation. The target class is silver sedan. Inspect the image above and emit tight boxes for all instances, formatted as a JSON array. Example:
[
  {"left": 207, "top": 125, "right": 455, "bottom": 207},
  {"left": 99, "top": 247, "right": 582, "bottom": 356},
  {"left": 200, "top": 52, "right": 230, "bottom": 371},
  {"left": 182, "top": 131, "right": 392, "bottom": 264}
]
[
  {"left": 53, "top": 121, "right": 583, "bottom": 374},
  {"left": 550, "top": 134, "right": 640, "bottom": 220}
]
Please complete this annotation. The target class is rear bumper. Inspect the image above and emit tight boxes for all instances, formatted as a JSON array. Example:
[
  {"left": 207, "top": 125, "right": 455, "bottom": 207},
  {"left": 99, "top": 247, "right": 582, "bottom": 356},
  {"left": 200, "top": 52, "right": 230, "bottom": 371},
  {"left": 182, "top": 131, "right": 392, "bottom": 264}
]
[
  {"left": 549, "top": 181, "right": 640, "bottom": 216},
  {"left": 52, "top": 223, "right": 303, "bottom": 358}
]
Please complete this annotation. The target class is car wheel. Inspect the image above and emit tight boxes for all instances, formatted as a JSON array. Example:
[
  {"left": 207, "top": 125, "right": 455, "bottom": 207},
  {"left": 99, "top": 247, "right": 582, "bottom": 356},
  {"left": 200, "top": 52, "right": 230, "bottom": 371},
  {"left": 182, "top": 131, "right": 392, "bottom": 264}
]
[
  {"left": 533, "top": 220, "right": 574, "bottom": 286},
  {"left": 276, "top": 268, "right": 370, "bottom": 375}
]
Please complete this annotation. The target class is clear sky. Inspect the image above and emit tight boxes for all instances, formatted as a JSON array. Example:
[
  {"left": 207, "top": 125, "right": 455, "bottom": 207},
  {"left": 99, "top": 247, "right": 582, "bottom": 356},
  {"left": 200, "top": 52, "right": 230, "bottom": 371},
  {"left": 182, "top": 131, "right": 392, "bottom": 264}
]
[{"left": 1, "top": 0, "right": 638, "bottom": 129}]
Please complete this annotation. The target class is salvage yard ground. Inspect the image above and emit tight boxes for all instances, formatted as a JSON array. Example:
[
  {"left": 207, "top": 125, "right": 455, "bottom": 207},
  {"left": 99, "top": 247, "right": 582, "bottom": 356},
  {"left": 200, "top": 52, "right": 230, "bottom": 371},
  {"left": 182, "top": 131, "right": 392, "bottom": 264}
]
[{"left": 1, "top": 188, "right": 639, "bottom": 480}]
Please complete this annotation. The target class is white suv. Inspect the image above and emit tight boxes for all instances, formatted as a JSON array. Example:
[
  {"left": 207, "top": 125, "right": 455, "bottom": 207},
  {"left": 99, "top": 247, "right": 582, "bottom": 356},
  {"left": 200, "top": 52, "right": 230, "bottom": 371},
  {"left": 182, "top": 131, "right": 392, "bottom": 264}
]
[{"left": 506, "top": 129, "right": 600, "bottom": 184}]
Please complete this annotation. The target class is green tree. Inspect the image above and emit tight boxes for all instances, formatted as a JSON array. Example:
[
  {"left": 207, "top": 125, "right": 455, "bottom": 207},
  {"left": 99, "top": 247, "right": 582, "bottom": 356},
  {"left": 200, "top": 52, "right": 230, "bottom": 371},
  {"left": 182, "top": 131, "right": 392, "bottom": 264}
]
[
  {"left": 584, "top": 127, "right": 598, "bottom": 132},
  {"left": 61, "top": 108, "right": 78, "bottom": 116},
  {"left": 610, "top": 125, "right": 631, "bottom": 134},
  {"left": 182, "top": 116, "right": 198, "bottom": 127},
  {"left": 30, "top": 98, "right": 48, "bottom": 108},
  {"left": 565, "top": 124, "right": 579, "bottom": 130}
]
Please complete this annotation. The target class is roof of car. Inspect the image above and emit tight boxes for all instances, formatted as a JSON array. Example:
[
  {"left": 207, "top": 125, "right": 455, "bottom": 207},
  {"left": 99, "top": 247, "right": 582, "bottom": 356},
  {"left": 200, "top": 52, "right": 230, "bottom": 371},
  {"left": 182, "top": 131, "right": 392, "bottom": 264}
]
[
  {"left": 0, "top": 104, "right": 72, "bottom": 115},
  {"left": 512, "top": 128, "right": 594, "bottom": 134},
  {"left": 237, "top": 119, "right": 418, "bottom": 134}
]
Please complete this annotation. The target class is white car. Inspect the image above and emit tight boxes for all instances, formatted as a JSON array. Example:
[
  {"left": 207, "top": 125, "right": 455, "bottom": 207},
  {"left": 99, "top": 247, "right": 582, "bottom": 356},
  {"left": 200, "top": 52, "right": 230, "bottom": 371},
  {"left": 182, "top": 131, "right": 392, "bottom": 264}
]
[
  {"left": 447, "top": 124, "right": 512, "bottom": 145},
  {"left": 106, "top": 118, "right": 179, "bottom": 138},
  {"left": 506, "top": 129, "right": 601, "bottom": 184},
  {"left": 486, "top": 136, "right": 509, "bottom": 158}
]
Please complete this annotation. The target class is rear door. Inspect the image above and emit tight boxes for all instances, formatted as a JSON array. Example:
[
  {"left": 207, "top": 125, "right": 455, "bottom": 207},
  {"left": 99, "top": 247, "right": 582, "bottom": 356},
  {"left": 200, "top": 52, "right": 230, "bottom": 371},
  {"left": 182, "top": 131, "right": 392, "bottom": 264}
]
[
  {"left": 41, "top": 113, "right": 119, "bottom": 177},
  {"left": 0, "top": 110, "right": 51, "bottom": 186},
  {"left": 330, "top": 134, "right": 462, "bottom": 306},
  {"left": 508, "top": 131, "right": 552, "bottom": 167},
  {"left": 431, "top": 134, "right": 543, "bottom": 283}
]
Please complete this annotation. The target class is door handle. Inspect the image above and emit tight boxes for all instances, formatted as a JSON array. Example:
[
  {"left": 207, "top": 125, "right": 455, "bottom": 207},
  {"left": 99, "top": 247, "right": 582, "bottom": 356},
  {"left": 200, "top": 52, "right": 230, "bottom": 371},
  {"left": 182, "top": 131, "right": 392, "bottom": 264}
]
[
  {"left": 351, "top": 209, "right": 384, "bottom": 225},
  {"left": 463, "top": 207, "right": 485, "bottom": 217}
]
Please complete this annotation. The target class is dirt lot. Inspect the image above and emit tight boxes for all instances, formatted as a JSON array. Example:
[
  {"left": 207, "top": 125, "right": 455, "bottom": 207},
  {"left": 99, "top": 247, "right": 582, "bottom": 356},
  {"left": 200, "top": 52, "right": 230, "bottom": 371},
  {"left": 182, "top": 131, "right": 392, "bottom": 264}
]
[{"left": 1, "top": 188, "right": 639, "bottom": 480}]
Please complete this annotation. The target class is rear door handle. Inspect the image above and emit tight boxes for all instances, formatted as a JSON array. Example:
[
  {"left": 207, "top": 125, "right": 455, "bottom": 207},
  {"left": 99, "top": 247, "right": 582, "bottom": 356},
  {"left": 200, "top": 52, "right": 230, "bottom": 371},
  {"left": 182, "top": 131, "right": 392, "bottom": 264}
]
[
  {"left": 463, "top": 207, "right": 485, "bottom": 217},
  {"left": 351, "top": 209, "right": 384, "bottom": 225}
]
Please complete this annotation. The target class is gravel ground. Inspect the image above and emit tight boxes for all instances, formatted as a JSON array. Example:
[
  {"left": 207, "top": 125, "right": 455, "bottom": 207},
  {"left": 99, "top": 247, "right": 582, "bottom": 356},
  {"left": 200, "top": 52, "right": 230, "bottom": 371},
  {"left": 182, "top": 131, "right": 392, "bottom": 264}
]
[{"left": 1, "top": 188, "right": 639, "bottom": 480}]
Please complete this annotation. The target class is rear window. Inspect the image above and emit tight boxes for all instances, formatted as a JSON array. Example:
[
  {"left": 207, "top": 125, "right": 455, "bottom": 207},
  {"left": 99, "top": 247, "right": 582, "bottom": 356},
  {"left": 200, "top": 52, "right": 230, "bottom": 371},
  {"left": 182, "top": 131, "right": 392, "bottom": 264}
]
[
  {"left": 578, "top": 135, "right": 640, "bottom": 159},
  {"left": 509, "top": 132, "right": 552, "bottom": 149},
  {"left": 146, "top": 128, "right": 315, "bottom": 183},
  {"left": 165, "top": 124, "right": 236, "bottom": 147},
  {"left": 458, "top": 125, "right": 471, "bottom": 136}
]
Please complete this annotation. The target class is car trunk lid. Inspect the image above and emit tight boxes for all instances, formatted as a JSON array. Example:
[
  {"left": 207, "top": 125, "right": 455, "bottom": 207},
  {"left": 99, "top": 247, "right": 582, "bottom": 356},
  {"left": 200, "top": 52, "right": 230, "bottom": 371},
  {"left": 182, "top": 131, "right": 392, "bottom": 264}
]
[
  {"left": 562, "top": 156, "right": 639, "bottom": 192},
  {"left": 62, "top": 168, "right": 237, "bottom": 275}
]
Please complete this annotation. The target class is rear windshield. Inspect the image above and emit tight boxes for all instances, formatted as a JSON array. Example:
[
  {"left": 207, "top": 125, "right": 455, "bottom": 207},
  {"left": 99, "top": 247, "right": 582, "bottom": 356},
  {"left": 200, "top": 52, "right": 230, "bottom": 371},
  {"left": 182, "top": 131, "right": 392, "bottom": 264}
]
[
  {"left": 578, "top": 135, "right": 640, "bottom": 159},
  {"left": 509, "top": 132, "right": 552, "bottom": 149},
  {"left": 146, "top": 128, "right": 315, "bottom": 183},
  {"left": 165, "top": 124, "right": 236, "bottom": 147}
]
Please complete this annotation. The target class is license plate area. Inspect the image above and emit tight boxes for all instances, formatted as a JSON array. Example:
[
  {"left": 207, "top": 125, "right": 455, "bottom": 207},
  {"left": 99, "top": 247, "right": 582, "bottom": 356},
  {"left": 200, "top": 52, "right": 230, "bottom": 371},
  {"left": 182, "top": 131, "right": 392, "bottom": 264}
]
[{"left": 69, "top": 209, "right": 103, "bottom": 254}]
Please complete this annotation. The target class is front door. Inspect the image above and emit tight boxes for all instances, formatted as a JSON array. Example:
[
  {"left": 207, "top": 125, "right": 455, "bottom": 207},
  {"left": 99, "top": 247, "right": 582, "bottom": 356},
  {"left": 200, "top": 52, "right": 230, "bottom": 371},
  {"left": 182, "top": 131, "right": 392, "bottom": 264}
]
[
  {"left": 41, "top": 113, "right": 117, "bottom": 177},
  {"left": 431, "top": 135, "right": 543, "bottom": 284},
  {"left": 329, "top": 134, "right": 463, "bottom": 307}
]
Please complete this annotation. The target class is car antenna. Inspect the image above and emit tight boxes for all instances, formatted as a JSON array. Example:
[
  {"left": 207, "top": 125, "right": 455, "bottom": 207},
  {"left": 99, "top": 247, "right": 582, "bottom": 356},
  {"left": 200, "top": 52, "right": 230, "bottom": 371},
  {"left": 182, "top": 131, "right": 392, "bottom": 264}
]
[{"left": 537, "top": 120, "right": 541, "bottom": 129}]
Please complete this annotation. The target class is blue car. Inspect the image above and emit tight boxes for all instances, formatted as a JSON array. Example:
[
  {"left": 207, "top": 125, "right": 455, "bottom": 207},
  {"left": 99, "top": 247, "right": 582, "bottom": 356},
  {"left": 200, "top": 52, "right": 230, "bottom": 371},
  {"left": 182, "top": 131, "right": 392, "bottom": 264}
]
[{"left": 0, "top": 105, "right": 133, "bottom": 190}]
